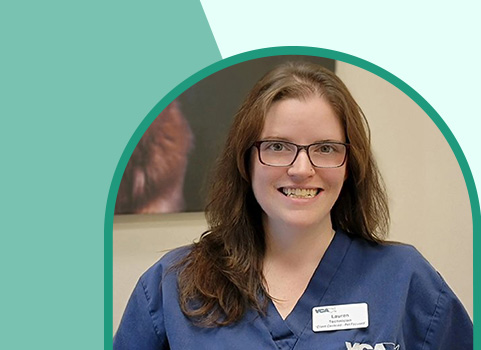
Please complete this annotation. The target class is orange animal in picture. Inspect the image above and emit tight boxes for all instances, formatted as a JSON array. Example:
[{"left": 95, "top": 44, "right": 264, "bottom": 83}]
[{"left": 115, "top": 100, "right": 194, "bottom": 214}]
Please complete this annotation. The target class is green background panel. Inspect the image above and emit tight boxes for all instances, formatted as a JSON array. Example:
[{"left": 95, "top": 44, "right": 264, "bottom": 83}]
[{"left": 0, "top": 1, "right": 220, "bottom": 349}]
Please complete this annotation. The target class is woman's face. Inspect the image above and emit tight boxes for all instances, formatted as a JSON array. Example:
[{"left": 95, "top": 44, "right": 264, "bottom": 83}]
[{"left": 250, "top": 95, "right": 347, "bottom": 233}]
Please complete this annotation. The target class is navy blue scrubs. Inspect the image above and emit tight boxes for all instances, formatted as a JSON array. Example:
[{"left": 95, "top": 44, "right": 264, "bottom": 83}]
[{"left": 114, "top": 230, "right": 473, "bottom": 349}]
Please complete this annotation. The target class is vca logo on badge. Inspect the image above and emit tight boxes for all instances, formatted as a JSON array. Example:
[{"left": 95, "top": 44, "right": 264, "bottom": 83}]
[
  {"left": 316, "top": 307, "right": 336, "bottom": 313},
  {"left": 345, "top": 342, "right": 400, "bottom": 350}
]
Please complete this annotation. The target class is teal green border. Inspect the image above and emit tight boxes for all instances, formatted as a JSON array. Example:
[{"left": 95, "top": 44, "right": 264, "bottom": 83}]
[{"left": 105, "top": 46, "right": 479, "bottom": 348}]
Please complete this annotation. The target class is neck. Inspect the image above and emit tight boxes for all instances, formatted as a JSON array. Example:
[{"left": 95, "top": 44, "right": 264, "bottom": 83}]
[{"left": 263, "top": 218, "right": 335, "bottom": 265}]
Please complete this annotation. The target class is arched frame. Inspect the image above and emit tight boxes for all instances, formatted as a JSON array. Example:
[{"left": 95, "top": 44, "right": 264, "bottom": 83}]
[{"left": 104, "top": 46, "right": 479, "bottom": 342}]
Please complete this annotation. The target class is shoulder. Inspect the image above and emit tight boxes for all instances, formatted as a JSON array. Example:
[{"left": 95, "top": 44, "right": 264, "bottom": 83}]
[
  {"left": 114, "top": 246, "right": 192, "bottom": 348},
  {"left": 346, "top": 232, "right": 471, "bottom": 318},
  {"left": 145, "top": 245, "right": 192, "bottom": 273},
  {"left": 139, "top": 245, "right": 192, "bottom": 292},
  {"left": 349, "top": 233, "right": 436, "bottom": 270},
  {"left": 342, "top": 232, "right": 472, "bottom": 347},
  {"left": 344, "top": 232, "right": 446, "bottom": 292}
]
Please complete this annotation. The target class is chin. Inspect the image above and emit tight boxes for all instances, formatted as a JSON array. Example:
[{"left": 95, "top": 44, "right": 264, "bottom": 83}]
[{"left": 266, "top": 211, "right": 332, "bottom": 231}]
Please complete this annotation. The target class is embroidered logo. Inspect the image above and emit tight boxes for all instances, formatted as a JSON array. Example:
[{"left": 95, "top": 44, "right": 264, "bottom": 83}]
[{"left": 345, "top": 342, "right": 400, "bottom": 350}]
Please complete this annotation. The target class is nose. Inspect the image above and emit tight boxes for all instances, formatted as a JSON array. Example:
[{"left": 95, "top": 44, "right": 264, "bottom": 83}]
[{"left": 287, "top": 150, "right": 314, "bottom": 178}]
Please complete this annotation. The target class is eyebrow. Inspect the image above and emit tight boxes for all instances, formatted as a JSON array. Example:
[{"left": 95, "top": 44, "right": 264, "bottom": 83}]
[{"left": 260, "top": 136, "right": 346, "bottom": 143}]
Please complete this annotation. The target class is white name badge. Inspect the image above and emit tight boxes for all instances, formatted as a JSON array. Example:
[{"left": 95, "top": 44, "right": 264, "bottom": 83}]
[{"left": 312, "top": 303, "right": 369, "bottom": 332}]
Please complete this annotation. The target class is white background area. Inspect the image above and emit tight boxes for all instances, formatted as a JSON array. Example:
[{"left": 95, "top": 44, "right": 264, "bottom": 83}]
[{"left": 199, "top": 0, "right": 481, "bottom": 194}]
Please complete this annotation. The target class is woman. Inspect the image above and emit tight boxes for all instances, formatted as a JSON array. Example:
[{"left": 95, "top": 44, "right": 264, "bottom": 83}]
[{"left": 114, "top": 62, "right": 473, "bottom": 349}]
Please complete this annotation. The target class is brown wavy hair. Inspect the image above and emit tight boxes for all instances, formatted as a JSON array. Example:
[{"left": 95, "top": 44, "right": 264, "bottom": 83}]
[{"left": 175, "top": 61, "right": 389, "bottom": 326}]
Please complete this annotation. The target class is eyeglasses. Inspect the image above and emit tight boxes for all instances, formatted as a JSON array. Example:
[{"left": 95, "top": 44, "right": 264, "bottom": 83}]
[{"left": 253, "top": 140, "right": 349, "bottom": 168}]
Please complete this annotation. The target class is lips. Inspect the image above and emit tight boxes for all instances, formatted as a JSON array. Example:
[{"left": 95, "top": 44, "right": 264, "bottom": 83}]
[{"left": 279, "top": 187, "right": 322, "bottom": 199}]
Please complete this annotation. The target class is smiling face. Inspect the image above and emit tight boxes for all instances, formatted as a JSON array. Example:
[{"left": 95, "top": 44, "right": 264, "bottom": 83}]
[{"left": 250, "top": 95, "right": 347, "bottom": 234}]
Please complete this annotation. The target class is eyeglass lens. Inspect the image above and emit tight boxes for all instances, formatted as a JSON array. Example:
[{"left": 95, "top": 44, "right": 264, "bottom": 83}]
[{"left": 259, "top": 141, "right": 347, "bottom": 168}]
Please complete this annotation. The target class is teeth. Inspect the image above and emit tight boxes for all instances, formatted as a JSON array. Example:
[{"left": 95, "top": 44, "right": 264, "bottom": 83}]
[{"left": 282, "top": 188, "right": 318, "bottom": 198}]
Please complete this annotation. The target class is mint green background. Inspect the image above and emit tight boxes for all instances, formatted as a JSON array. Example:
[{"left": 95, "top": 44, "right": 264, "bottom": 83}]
[{"left": 0, "top": 1, "right": 220, "bottom": 349}]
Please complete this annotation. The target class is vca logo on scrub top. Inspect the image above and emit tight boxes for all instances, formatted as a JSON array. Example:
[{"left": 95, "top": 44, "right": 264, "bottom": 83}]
[{"left": 345, "top": 342, "right": 400, "bottom": 350}]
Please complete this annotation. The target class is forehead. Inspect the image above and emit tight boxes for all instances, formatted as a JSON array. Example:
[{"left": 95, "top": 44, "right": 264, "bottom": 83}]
[{"left": 261, "top": 96, "right": 345, "bottom": 143}]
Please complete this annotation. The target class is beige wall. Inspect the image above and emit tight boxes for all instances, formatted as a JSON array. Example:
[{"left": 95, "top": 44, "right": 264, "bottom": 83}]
[
  {"left": 113, "top": 61, "right": 473, "bottom": 332},
  {"left": 336, "top": 61, "right": 473, "bottom": 317},
  {"left": 113, "top": 212, "right": 207, "bottom": 332}
]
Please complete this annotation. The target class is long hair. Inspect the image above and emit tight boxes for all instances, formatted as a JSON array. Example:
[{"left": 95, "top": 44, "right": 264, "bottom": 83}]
[{"left": 175, "top": 61, "right": 389, "bottom": 326}]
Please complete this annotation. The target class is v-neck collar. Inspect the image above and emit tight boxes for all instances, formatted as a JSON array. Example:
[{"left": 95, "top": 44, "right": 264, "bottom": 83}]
[{"left": 260, "top": 229, "right": 353, "bottom": 348}]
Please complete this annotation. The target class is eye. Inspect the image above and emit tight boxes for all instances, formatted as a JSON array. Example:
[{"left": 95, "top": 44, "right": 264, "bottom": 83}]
[
  {"left": 269, "top": 142, "right": 285, "bottom": 151},
  {"left": 262, "top": 141, "right": 293, "bottom": 152},
  {"left": 312, "top": 143, "right": 337, "bottom": 154},
  {"left": 320, "top": 144, "right": 334, "bottom": 153}
]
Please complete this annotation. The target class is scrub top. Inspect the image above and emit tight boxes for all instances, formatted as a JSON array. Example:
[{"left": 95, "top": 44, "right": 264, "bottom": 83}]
[{"left": 114, "top": 230, "right": 473, "bottom": 350}]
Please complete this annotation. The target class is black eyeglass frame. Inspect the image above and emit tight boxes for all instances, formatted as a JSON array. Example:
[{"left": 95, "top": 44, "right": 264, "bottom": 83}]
[{"left": 252, "top": 140, "right": 350, "bottom": 168}]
